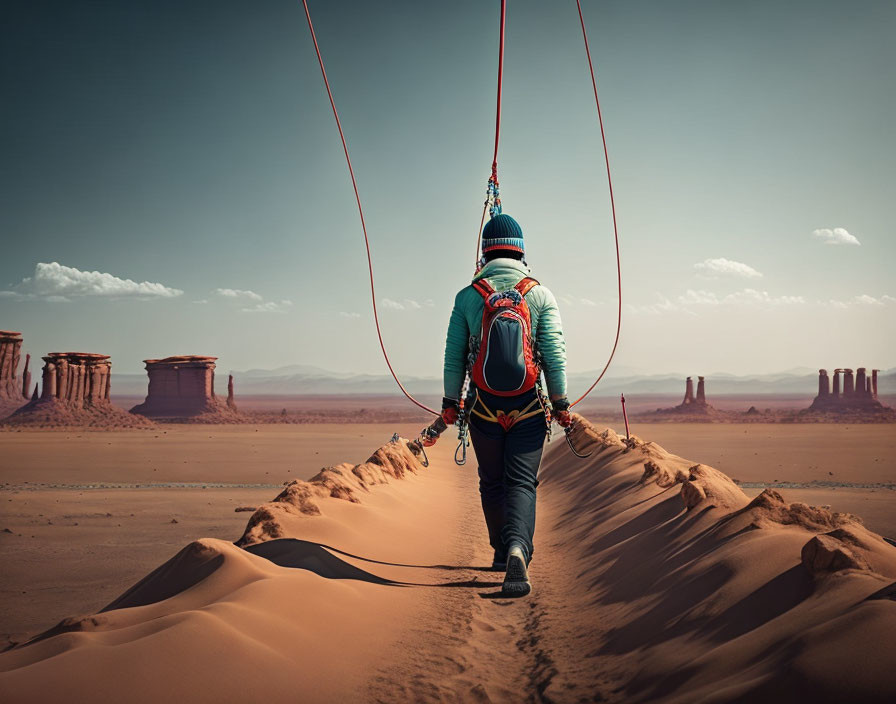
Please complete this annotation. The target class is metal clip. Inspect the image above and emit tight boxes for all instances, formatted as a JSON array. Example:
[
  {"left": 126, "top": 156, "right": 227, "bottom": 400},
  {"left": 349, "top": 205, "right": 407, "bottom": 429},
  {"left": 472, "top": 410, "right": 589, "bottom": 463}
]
[
  {"left": 454, "top": 419, "right": 469, "bottom": 466},
  {"left": 564, "top": 425, "right": 594, "bottom": 459}
]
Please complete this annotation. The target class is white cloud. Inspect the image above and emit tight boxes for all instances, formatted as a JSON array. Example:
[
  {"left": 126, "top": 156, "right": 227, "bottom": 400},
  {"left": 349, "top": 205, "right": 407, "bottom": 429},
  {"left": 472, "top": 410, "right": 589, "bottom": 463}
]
[
  {"left": 192, "top": 299, "right": 209, "bottom": 305},
  {"left": 829, "top": 294, "right": 895, "bottom": 308},
  {"left": 214, "top": 287, "right": 295, "bottom": 313},
  {"left": 627, "top": 294, "right": 692, "bottom": 316},
  {"left": 380, "top": 297, "right": 432, "bottom": 311},
  {"left": 722, "top": 289, "right": 805, "bottom": 305},
  {"left": 214, "top": 288, "right": 263, "bottom": 301},
  {"left": 629, "top": 288, "right": 805, "bottom": 315},
  {"left": 340, "top": 311, "right": 361, "bottom": 319},
  {"left": 241, "top": 299, "right": 293, "bottom": 314},
  {"left": 694, "top": 257, "right": 763, "bottom": 279},
  {"left": 1, "top": 262, "right": 183, "bottom": 300},
  {"left": 558, "top": 295, "right": 601, "bottom": 307},
  {"left": 812, "top": 227, "right": 860, "bottom": 246},
  {"left": 679, "top": 289, "right": 806, "bottom": 306},
  {"left": 678, "top": 289, "right": 720, "bottom": 305}
]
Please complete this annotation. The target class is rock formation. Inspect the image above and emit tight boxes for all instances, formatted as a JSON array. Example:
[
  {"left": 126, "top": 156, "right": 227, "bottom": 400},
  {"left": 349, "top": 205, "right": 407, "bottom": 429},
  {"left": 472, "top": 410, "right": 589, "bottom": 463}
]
[
  {"left": 682, "top": 376, "right": 695, "bottom": 405},
  {"left": 38, "top": 353, "right": 112, "bottom": 406},
  {"left": 843, "top": 368, "right": 855, "bottom": 395},
  {"left": 676, "top": 375, "right": 710, "bottom": 410},
  {"left": 817, "top": 369, "right": 830, "bottom": 397},
  {"left": 226, "top": 374, "right": 237, "bottom": 411},
  {"left": 0, "top": 330, "right": 27, "bottom": 417},
  {"left": 21, "top": 353, "right": 32, "bottom": 400},
  {"left": 808, "top": 364, "right": 890, "bottom": 414},
  {"left": 641, "top": 375, "right": 718, "bottom": 420},
  {"left": 3, "top": 352, "right": 153, "bottom": 428},
  {"left": 130, "top": 356, "right": 239, "bottom": 420}
]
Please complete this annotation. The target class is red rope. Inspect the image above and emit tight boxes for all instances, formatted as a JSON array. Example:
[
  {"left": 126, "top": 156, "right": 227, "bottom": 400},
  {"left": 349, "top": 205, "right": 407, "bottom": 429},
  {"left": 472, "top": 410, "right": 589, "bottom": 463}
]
[
  {"left": 570, "top": 0, "right": 622, "bottom": 408},
  {"left": 300, "top": 0, "right": 438, "bottom": 416},
  {"left": 300, "top": 0, "right": 620, "bottom": 414},
  {"left": 474, "top": 0, "right": 507, "bottom": 267},
  {"left": 491, "top": 0, "right": 506, "bottom": 178}
]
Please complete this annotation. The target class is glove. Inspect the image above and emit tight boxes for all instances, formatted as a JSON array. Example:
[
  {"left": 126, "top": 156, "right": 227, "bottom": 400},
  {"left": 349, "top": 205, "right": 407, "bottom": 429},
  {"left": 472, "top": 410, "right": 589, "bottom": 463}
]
[
  {"left": 555, "top": 410, "right": 572, "bottom": 428},
  {"left": 421, "top": 413, "right": 449, "bottom": 447},
  {"left": 553, "top": 397, "right": 573, "bottom": 428},
  {"left": 441, "top": 397, "right": 459, "bottom": 425}
]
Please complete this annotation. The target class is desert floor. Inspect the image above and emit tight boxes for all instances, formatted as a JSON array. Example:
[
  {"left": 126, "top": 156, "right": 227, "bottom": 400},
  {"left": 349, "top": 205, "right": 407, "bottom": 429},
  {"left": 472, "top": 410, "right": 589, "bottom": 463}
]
[{"left": 1, "top": 421, "right": 894, "bottom": 648}]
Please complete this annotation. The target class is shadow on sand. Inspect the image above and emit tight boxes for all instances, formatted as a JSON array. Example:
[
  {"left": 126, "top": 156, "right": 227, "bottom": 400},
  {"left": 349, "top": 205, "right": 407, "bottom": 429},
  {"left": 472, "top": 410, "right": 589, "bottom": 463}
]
[{"left": 244, "top": 539, "right": 503, "bottom": 589}]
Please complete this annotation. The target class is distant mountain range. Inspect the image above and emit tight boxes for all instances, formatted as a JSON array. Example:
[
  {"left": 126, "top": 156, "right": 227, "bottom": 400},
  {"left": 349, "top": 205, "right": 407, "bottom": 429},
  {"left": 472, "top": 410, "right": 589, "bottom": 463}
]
[{"left": 111, "top": 365, "right": 896, "bottom": 398}]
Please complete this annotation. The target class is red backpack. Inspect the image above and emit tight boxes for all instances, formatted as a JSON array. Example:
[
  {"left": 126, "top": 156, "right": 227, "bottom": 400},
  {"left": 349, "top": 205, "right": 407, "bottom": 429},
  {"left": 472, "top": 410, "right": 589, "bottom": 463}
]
[{"left": 470, "top": 277, "right": 540, "bottom": 397}]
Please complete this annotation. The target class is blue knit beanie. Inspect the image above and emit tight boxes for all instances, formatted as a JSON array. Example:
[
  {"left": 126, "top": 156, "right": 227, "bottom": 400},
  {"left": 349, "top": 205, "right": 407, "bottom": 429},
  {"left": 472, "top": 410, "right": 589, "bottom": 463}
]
[{"left": 481, "top": 214, "right": 524, "bottom": 257}]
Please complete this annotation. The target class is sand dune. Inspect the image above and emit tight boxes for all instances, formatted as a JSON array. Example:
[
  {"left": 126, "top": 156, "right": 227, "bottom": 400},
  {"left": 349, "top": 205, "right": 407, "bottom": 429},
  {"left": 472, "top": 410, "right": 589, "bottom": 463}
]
[
  {"left": 1, "top": 419, "right": 894, "bottom": 702},
  {"left": 539, "top": 421, "right": 896, "bottom": 701}
]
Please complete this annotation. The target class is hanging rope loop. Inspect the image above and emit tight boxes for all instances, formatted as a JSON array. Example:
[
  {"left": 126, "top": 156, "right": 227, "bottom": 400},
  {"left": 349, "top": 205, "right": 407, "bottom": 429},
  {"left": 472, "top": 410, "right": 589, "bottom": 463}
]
[
  {"left": 300, "top": 0, "right": 437, "bottom": 416},
  {"left": 570, "top": 0, "right": 623, "bottom": 407},
  {"left": 301, "top": 0, "right": 622, "bottom": 418}
]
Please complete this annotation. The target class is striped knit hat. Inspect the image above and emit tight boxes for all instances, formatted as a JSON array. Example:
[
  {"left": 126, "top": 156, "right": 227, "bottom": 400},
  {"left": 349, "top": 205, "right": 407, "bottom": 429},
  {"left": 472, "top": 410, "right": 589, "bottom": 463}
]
[{"left": 481, "top": 214, "right": 524, "bottom": 257}]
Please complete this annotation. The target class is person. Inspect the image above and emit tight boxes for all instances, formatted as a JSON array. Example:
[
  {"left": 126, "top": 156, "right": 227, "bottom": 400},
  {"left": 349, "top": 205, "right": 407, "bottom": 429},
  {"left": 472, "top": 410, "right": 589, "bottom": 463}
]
[{"left": 430, "top": 213, "right": 571, "bottom": 597}]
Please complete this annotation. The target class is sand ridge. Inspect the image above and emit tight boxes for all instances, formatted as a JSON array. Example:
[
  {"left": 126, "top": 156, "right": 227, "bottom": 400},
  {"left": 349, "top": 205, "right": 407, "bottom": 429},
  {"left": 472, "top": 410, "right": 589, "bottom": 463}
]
[{"left": 1, "top": 420, "right": 894, "bottom": 702}]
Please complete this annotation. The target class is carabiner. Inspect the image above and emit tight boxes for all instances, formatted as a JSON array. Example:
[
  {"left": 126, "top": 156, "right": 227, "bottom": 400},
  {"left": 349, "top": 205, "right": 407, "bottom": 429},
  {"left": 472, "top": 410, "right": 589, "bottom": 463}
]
[
  {"left": 418, "top": 441, "right": 430, "bottom": 468},
  {"left": 454, "top": 420, "right": 470, "bottom": 466},
  {"left": 564, "top": 426, "right": 594, "bottom": 459}
]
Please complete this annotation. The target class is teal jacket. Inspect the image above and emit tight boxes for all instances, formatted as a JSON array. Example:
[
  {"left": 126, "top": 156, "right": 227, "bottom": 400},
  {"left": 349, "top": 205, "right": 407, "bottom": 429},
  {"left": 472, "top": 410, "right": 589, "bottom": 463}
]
[{"left": 443, "top": 258, "right": 567, "bottom": 401}]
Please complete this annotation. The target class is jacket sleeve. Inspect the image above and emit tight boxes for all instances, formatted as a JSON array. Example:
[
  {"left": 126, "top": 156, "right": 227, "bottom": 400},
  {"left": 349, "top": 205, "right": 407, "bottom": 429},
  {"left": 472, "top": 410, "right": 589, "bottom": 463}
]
[
  {"left": 534, "top": 286, "right": 567, "bottom": 399},
  {"left": 443, "top": 289, "right": 470, "bottom": 400}
]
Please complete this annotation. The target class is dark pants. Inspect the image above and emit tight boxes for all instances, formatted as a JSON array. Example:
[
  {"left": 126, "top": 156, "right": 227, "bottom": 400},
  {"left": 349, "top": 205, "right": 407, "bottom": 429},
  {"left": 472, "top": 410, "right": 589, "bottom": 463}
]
[{"left": 468, "top": 388, "right": 547, "bottom": 563}]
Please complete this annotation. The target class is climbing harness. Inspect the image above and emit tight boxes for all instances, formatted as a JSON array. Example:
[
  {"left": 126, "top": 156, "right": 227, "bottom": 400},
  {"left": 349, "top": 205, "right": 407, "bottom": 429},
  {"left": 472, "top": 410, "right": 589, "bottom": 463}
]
[
  {"left": 469, "top": 389, "right": 545, "bottom": 431},
  {"left": 301, "top": 0, "right": 623, "bottom": 438}
]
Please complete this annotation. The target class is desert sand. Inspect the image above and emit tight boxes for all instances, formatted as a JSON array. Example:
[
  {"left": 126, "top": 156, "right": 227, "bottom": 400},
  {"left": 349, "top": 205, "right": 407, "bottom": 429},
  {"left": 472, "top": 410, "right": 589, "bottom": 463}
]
[{"left": 1, "top": 420, "right": 895, "bottom": 702}]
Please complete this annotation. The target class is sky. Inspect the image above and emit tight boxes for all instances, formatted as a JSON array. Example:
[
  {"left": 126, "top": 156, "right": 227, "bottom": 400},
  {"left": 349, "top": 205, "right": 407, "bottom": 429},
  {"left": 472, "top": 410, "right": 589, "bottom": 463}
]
[{"left": 1, "top": 0, "right": 894, "bottom": 383}]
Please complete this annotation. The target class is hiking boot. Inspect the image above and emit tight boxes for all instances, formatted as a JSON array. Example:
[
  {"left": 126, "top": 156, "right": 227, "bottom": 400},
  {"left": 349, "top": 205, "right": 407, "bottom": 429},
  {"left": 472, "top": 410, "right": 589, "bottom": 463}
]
[
  {"left": 502, "top": 542, "right": 531, "bottom": 597},
  {"left": 491, "top": 549, "right": 507, "bottom": 571}
]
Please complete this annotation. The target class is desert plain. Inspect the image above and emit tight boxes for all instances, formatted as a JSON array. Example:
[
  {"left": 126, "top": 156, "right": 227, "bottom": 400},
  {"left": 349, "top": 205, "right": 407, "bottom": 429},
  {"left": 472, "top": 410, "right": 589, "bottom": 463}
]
[{"left": 1, "top": 409, "right": 894, "bottom": 702}]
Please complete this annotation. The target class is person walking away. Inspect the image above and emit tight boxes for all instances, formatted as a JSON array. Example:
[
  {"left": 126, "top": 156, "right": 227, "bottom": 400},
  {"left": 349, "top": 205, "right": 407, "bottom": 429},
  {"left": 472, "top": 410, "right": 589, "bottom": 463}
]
[{"left": 430, "top": 213, "right": 571, "bottom": 597}]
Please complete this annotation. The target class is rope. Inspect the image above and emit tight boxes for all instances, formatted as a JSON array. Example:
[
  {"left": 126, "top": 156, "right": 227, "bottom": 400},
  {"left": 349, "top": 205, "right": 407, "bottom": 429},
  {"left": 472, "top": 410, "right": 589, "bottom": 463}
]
[
  {"left": 570, "top": 0, "right": 622, "bottom": 408},
  {"left": 300, "top": 0, "right": 621, "bottom": 414},
  {"left": 474, "top": 0, "right": 507, "bottom": 267},
  {"left": 300, "top": 0, "right": 438, "bottom": 416}
]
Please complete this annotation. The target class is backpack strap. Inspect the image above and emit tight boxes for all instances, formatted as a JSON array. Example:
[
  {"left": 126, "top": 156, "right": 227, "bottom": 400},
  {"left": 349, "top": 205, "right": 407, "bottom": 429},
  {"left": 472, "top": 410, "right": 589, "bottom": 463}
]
[
  {"left": 514, "top": 277, "right": 540, "bottom": 297},
  {"left": 472, "top": 279, "right": 495, "bottom": 298}
]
